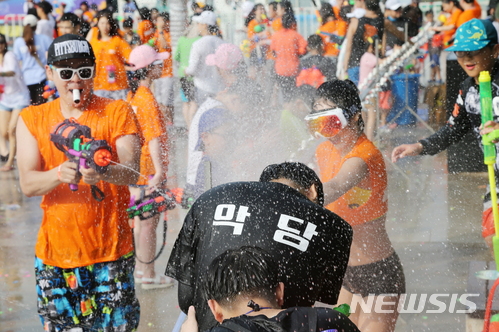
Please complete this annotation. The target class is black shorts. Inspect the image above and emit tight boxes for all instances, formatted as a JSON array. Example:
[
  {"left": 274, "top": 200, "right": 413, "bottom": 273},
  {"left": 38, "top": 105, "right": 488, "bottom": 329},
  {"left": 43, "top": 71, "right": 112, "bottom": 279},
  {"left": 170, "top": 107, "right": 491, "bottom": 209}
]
[
  {"left": 342, "top": 252, "right": 405, "bottom": 298},
  {"left": 180, "top": 77, "right": 195, "bottom": 102}
]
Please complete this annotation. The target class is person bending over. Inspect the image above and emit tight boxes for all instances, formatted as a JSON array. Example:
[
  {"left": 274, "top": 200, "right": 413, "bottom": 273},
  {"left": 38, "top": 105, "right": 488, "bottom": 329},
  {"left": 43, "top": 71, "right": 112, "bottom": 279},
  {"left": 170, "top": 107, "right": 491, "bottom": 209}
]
[{"left": 166, "top": 162, "right": 353, "bottom": 331}]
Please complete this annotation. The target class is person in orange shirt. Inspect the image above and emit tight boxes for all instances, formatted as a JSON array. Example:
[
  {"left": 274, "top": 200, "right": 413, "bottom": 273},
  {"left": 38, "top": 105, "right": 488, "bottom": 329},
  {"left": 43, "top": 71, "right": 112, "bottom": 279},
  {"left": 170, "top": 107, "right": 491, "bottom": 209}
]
[
  {"left": 127, "top": 44, "right": 173, "bottom": 289},
  {"left": 80, "top": 1, "right": 93, "bottom": 23},
  {"left": 138, "top": 7, "right": 155, "bottom": 45},
  {"left": 457, "top": 0, "right": 482, "bottom": 27},
  {"left": 16, "top": 34, "right": 141, "bottom": 332},
  {"left": 153, "top": 12, "right": 174, "bottom": 124},
  {"left": 317, "top": 3, "right": 346, "bottom": 58},
  {"left": 246, "top": 4, "right": 271, "bottom": 79},
  {"left": 270, "top": 13, "right": 307, "bottom": 106},
  {"left": 271, "top": 0, "right": 296, "bottom": 33},
  {"left": 306, "top": 80, "right": 405, "bottom": 332},
  {"left": 432, "top": 0, "right": 463, "bottom": 48},
  {"left": 90, "top": 10, "right": 132, "bottom": 100}
]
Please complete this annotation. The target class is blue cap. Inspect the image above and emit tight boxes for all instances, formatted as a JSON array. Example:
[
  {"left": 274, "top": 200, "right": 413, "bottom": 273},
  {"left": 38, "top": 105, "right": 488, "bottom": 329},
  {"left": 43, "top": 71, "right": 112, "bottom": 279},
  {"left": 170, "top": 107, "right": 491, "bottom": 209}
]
[
  {"left": 447, "top": 19, "right": 498, "bottom": 52},
  {"left": 195, "top": 108, "right": 229, "bottom": 150}
]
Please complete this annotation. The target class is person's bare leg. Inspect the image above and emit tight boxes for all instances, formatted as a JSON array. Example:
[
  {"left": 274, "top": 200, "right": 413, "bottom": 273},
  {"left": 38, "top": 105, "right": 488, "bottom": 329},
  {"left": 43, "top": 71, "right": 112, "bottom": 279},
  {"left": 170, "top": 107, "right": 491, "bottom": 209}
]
[
  {"left": 337, "top": 287, "right": 360, "bottom": 326},
  {"left": 136, "top": 213, "right": 160, "bottom": 279},
  {"left": 1, "top": 108, "right": 21, "bottom": 171},
  {"left": 363, "top": 98, "right": 376, "bottom": 140},
  {"left": 356, "top": 295, "right": 401, "bottom": 332},
  {"left": 0, "top": 110, "right": 11, "bottom": 157},
  {"left": 159, "top": 103, "right": 174, "bottom": 125}
]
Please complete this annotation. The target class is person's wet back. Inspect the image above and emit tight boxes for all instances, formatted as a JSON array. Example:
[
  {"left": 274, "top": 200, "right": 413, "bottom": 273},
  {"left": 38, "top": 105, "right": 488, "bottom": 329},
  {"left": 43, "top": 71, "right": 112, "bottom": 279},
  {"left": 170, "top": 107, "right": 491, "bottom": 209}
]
[{"left": 166, "top": 162, "right": 353, "bottom": 331}]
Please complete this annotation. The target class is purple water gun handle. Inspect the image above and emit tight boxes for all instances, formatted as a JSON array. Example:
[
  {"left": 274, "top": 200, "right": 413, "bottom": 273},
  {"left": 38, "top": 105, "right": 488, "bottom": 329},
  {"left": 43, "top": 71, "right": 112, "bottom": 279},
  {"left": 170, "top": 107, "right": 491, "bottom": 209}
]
[{"left": 68, "top": 150, "right": 87, "bottom": 191}]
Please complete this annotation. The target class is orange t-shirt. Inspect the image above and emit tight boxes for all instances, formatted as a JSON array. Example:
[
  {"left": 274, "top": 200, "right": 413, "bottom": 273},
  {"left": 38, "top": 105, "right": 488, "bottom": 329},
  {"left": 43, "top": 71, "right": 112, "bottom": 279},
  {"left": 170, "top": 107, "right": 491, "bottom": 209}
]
[
  {"left": 457, "top": 8, "right": 481, "bottom": 28},
  {"left": 90, "top": 35, "right": 131, "bottom": 91},
  {"left": 272, "top": 17, "right": 283, "bottom": 32},
  {"left": 154, "top": 30, "right": 173, "bottom": 78},
  {"left": 473, "top": 1, "right": 482, "bottom": 19},
  {"left": 443, "top": 8, "right": 462, "bottom": 48},
  {"left": 270, "top": 29, "right": 307, "bottom": 76},
  {"left": 127, "top": 86, "right": 169, "bottom": 185},
  {"left": 319, "top": 20, "right": 346, "bottom": 57},
  {"left": 316, "top": 134, "right": 388, "bottom": 226},
  {"left": 20, "top": 96, "right": 140, "bottom": 268},
  {"left": 138, "top": 20, "right": 155, "bottom": 44}
]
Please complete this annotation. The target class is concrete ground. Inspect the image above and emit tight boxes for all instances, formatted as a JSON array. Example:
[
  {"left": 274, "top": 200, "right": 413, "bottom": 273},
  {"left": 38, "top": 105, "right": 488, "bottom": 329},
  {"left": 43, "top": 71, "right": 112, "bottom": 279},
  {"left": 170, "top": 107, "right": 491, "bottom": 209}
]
[{"left": 0, "top": 124, "right": 493, "bottom": 331}]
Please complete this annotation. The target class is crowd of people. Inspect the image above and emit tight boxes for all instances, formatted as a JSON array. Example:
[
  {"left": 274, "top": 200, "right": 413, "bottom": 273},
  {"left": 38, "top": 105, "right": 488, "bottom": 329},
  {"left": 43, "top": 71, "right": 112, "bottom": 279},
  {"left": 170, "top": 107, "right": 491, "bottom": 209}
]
[{"left": 2, "top": 0, "right": 499, "bottom": 331}]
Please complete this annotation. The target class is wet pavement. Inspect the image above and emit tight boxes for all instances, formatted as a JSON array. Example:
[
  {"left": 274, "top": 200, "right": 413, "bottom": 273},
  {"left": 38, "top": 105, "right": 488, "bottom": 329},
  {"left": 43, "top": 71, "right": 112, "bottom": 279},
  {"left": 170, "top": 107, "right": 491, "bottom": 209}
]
[{"left": 0, "top": 125, "right": 493, "bottom": 331}]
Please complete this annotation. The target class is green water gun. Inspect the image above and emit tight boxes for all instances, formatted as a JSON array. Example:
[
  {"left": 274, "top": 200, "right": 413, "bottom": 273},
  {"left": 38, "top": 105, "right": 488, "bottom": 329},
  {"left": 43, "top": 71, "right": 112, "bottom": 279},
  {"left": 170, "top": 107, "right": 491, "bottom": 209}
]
[
  {"left": 333, "top": 303, "right": 350, "bottom": 317},
  {"left": 480, "top": 71, "right": 499, "bottom": 267}
]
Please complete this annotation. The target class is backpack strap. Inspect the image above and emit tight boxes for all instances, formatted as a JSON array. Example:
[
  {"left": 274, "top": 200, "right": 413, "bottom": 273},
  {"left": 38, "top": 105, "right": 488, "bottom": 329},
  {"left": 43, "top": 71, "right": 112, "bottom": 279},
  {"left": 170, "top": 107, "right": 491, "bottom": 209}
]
[
  {"left": 220, "top": 320, "right": 253, "bottom": 332},
  {"left": 307, "top": 307, "right": 318, "bottom": 332}
]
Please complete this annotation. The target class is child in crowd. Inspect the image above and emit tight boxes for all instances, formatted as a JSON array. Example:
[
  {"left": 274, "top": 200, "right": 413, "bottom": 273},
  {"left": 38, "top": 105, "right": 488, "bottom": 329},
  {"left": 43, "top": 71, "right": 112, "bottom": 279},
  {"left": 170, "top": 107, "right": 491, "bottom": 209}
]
[
  {"left": 307, "top": 80, "right": 405, "bottom": 332},
  {"left": 153, "top": 12, "right": 175, "bottom": 124},
  {"left": 127, "top": 45, "right": 173, "bottom": 289},
  {"left": 425, "top": 10, "right": 443, "bottom": 83},
  {"left": 392, "top": 19, "right": 499, "bottom": 250},
  {"left": 89, "top": 10, "right": 132, "bottom": 100}
]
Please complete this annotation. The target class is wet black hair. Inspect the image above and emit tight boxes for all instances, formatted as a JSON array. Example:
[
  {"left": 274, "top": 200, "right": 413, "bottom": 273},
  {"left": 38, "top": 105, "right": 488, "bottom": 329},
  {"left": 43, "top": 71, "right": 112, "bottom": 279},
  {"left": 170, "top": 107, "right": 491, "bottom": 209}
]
[
  {"left": 27, "top": 7, "right": 39, "bottom": 18},
  {"left": 307, "top": 34, "right": 324, "bottom": 51},
  {"left": 319, "top": 2, "right": 335, "bottom": 23},
  {"left": 96, "top": 10, "right": 120, "bottom": 38},
  {"left": 60, "top": 13, "right": 81, "bottom": 27},
  {"left": 37, "top": 1, "right": 53, "bottom": 14},
  {"left": 282, "top": 12, "right": 296, "bottom": 29},
  {"left": 269, "top": 1, "right": 278, "bottom": 11},
  {"left": 443, "top": 0, "right": 463, "bottom": 10},
  {"left": 159, "top": 12, "right": 170, "bottom": 22},
  {"left": 139, "top": 7, "right": 151, "bottom": 20},
  {"left": 259, "top": 162, "right": 325, "bottom": 207},
  {"left": 340, "top": 5, "right": 352, "bottom": 21},
  {"left": 315, "top": 79, "right": 364, "bottom": 130},
  {"left": 425, "top": 10, "right": 433, "bottom": 16},
  {"left": 278, "top": 0, "right": 294, "bottom": 16},
  {"left": 245, "top": 3, "right": 264, "bottom": 27},
  {"left": 365, "top": 0, "right": 381, "bottom": 14},
  {"left": 204, "top": 246, "right": 279, "bottom": 305},
  {"left": 315, "top": 79, "right": 361, "bottom": 117},
  {"left": 0, "top": 33, "right": 6, "bottom": 57},
  {"left": 123, "top": 16, "right": 134, "bottom": 28}
]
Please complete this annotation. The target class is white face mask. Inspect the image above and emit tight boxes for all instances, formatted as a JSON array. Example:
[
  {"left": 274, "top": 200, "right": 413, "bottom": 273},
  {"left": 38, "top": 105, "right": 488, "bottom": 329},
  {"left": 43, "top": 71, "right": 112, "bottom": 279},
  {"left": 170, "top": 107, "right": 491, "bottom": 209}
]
[{"left": 304, "top": 107, "right": 349, "bottom": 138}]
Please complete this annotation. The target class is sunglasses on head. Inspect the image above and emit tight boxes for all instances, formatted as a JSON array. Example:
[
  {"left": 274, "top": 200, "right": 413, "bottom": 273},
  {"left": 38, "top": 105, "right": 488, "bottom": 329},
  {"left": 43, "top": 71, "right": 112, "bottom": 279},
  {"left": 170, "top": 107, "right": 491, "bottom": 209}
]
[{"left": 50, "top": 65, "right": 94, "bottom": 81}]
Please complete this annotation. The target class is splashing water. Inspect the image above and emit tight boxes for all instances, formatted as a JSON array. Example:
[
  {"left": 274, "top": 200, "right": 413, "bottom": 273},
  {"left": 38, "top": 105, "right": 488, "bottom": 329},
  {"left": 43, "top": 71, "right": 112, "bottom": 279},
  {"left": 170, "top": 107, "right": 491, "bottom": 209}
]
[{"left": 107, "top": 160, "right": 148, "bottom": 181}]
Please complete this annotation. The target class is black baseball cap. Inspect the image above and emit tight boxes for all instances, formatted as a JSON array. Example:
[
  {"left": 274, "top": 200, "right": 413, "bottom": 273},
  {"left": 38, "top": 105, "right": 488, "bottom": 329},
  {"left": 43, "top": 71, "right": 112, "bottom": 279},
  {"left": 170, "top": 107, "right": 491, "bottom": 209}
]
[{"left": 47, "top": 34, "right": 95, "bottom": 65}]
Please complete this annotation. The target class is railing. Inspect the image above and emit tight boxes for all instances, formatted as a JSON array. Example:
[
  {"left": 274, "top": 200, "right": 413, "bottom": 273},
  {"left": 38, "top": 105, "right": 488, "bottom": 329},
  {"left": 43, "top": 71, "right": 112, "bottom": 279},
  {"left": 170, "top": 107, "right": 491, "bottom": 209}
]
[{"left": 1, "top": 14, "right": 26, "bottom": 47}]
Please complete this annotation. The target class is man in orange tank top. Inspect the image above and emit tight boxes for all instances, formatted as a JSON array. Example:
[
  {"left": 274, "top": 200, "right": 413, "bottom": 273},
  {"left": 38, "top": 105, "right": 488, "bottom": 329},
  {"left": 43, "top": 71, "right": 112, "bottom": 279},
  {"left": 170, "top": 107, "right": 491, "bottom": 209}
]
[{"left": 16, "top": 34, "right": 142, "bottom": 332}]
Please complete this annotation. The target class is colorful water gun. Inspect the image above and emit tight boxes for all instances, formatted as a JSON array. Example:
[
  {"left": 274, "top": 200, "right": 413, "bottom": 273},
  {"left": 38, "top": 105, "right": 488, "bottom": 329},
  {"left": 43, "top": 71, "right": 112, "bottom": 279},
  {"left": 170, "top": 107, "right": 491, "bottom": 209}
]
[
  {"left": 480, "top": 71, "right": 499, "bottom": 332},
  {"left": 127, "top": 187, "right": 195, "bottom": 220},
  {"left": 50, "top": 118, "right": 112, "bottom": 201},
  {"left": 42, "top": 81, "right": 58, "bottom": 100},
  {"left": 317, "top": 30, "right": 344, "bottom": 45},
  {"left": 240, "top": 39, "right": 251, "bottom": 58},
  {"left": 261, "top": 14, "right": 270, "bottom": 26}
]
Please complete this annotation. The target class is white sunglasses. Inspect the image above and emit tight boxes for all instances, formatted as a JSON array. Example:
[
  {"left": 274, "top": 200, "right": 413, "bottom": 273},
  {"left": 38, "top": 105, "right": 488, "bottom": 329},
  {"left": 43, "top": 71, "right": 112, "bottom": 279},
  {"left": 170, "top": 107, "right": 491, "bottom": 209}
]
[{"left": 50, "top": 65, "right": 95, "bottom": 81}]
